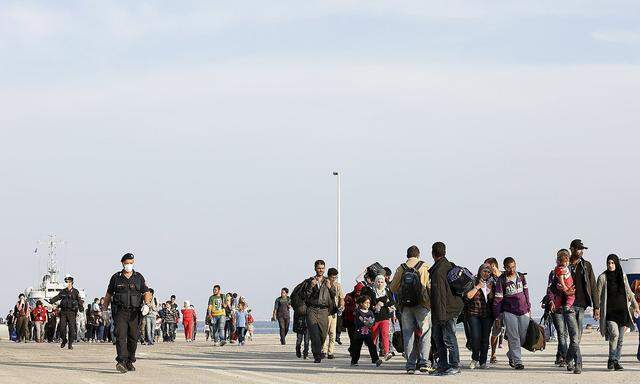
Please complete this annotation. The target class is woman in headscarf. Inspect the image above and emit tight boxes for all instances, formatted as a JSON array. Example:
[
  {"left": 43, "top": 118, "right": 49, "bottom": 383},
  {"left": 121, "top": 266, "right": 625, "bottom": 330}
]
[
  {"left": 363, "top": 274, "right": 396, "bottom": 361},
  {"left": 595, "top": 254, "right": 640, "bottom": 371},
  {"left": 464, "top": 263, "right": 495, "bottom": 369}
]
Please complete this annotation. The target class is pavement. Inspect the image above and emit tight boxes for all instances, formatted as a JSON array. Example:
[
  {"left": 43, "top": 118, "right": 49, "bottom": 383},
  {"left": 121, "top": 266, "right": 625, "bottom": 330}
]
[{"left": 1, "top": 325, "right": 639, "bottom": 384}]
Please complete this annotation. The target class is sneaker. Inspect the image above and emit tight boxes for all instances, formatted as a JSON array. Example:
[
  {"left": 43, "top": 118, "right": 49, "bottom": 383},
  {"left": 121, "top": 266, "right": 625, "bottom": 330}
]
[
  {"left": 125, "top": 361, "right": 136, "bottom": 372},
  {"left": 514, "top": 364, "right": 524, "bottom": 370},
  {"left": 445, "top": 367, "right": 461, "bottom": 375},
  {"left": 469, "top": 360, "right": 478, "bottom": 370},
  {"left": 418, "top": 365, "right": 433, "bottom": 373},
  {"left": 68, "top": 344, "right": 73, "bottom": 350},
  {"left": 490, "top": 355, "right": 497, "bottom": 364},
  {"left": 219, "top": 341, "right": 226, "bottom": 346},
  {"left": 336, "top": 338, "right": 342, "bottom": 345},
  {"left": 384, "top": 352, "right": 394, "bottom": 361},
  {"left": 566, "top": 361, "right": 575, "bottom": 372},
  {"left": 115, "top": 362, "right": 128, "bottom": 374},
  {"left": 406, "top": 369, "right": 415, "bottom": 374},
  {"left": 479, "top": 363, "right": 488, "bottom": 369},
  {"left": 375, "top": 359, "right": 383, "bottom": 367},
  {"left": 508, "top": 359, "right": 515, "bottom": 368},
  {"left": 607, "top": 359, "right": 614, "bottom": 370},
  {"left": 213, "top": 342, "right": 220, "bottom": 347},
  {"left": 60, "top": 340, "right": 67, "bottom": 348},
  {"left": 327, "top": 354, "right": 334, "bottom": 360},
  {"left": 313, "top": 358, "right": 321, "bottom": 363},
  {"left": 573, "top": 364, "right": 582, "bottom": 374},
  {"left": 303, "top": 354, "right": 309, "bottom": 360},
  {"left": 613, "top": 361, "right": 624, "bottom": 371},
  {"left": 296, "top": 349, "right": 302, "bottom": 359},
  {"left": 351, "top": 362, "right": 359, "bottom": 366}
]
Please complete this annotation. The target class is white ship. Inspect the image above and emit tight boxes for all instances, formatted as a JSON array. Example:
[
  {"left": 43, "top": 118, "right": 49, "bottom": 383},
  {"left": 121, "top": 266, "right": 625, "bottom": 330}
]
[
  {"left": 23, "top": 234, "right": 86, "bottom": 308},
  {"left": 621, "top": 257, "right": 640, "bottom": 287}
]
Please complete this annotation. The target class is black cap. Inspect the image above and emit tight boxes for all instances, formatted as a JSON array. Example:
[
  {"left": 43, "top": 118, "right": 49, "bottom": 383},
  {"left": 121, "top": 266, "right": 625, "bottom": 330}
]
[
  {"left": 64, "top": 275, "right": 74, "bottom": 283},
  {"left": 570, "top": 239, "right": 588, "bottom": 250},
  {"left": 121, "top": 253, "right": 135, "bottom": 262}
]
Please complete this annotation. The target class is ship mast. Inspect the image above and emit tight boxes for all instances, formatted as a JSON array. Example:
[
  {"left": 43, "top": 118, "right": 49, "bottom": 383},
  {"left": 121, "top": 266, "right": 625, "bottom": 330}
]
[{"left": 40, "top": 234, "right": 63, "bottom": 284}]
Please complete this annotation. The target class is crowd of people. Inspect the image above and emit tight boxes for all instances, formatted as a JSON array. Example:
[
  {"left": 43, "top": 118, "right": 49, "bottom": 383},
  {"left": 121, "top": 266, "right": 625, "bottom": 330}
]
[
  {"left": 4, "top": 240, "right": 640, "bottom": 377},
  {"left": 5, "top": 288, "right": 255, "bottom": 348},
  {"left": 281, "top": 239, "right": 640, "bottom": 375}
]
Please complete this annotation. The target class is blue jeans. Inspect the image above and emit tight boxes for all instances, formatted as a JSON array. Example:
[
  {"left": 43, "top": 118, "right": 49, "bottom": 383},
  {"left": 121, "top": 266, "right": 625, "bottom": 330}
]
[
  {"left": 96, "top": 325, "right": 105, "bottom": 341},
  {"left": 606, "top": 321, "right": 625, "bottom": 362},
  {"left": 400, "top": 306, "right": 431, "bottom": 370},
  {"left": 432, "top": 318, "right": 460, "bottom": 370},
  {"left": 145, "top": 315, "right": 155, "bottom": 344},
  {"left": 210, "top": 315, "right": 225, "bottom": 343},
  {"left": 468, "top": 316, "right": 492, "bottom": 365},
  {"left": 551, "top": 312, "right": 569, "bottom": 360},
  {"left": 565, "top": 306, "right": 584, "bottom": 365}
]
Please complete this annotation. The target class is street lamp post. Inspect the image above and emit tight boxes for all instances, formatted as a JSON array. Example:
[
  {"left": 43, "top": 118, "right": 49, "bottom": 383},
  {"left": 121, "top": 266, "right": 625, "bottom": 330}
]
[{"left": 332, "top": 171, "right": 341, "bottom": 285}]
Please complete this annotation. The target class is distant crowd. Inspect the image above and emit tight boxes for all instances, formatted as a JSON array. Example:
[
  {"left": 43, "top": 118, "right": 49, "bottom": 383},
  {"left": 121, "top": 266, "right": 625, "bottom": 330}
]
[{"left": 5, "top": 288, "right": 254, "bottom": 346}]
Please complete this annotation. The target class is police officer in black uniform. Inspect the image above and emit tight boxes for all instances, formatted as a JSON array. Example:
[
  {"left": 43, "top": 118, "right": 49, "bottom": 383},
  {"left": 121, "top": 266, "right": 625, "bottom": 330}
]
[
  {"left": 49, "top": 275, "right": 82, "bottom": 350},
  {"left": 103, "top": 253, "right": 151, "bottom": 373}
]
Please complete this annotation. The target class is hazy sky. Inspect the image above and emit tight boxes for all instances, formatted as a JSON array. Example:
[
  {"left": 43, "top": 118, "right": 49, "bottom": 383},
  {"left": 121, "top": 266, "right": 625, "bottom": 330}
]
[{"left": 2, "top": 1, "right": 639, "bottom": 319}]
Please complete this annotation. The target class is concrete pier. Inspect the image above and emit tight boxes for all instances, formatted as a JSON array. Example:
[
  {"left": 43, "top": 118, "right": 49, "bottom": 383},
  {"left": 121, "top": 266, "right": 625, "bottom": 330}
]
[{"left": 1, "top": 325, "right": 639, "bottom": 383}]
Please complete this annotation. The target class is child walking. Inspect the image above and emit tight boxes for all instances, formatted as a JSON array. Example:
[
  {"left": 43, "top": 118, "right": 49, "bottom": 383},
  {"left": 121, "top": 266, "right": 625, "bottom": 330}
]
[
  {"left": 236, "top": 303, "right": 248, "bottom": 345},
  {"left": 350, "top": 295, "right": 382, "bottom": 367},
  {"left": 247, "top": 309, "right": 255, "bottom": 341}
]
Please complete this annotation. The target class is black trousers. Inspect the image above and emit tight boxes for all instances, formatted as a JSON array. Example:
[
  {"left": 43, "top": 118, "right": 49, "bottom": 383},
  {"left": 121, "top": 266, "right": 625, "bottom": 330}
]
[
  {"left": 59, "top": 311, "right": 77, "bottom": 346},
  {"left": 114, "top": 309, "right": 141, "bottom": 363},
  {"left": 277, "top": 316, "right": 290, "bottom": 344},
  {"left": 306, "top": 307, "right": 329, "bottom": 359},
  {"left": 336, "top": 315, "right": 343, "bottom": 340},
  {"left": 350, "top": 334, "right": 379, "bottom": 364}
]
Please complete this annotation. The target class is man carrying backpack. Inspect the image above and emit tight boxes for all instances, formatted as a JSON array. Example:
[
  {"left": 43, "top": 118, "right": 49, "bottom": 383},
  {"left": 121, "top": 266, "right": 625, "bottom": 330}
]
[
  {"left": 493, "top": 257, "right": 531, "bottom": 370},
  {"left": 429, "top": 242, "right": 464, "bottom": 376},
  {"left": 390, "top": 245, "right": 431, "bottom": 374}
]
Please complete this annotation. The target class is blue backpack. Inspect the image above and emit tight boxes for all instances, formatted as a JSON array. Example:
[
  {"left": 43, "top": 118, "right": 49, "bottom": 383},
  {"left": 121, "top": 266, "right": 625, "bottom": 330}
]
[{"left": 447, "top": 263, "right": 474, "bottom": 297}]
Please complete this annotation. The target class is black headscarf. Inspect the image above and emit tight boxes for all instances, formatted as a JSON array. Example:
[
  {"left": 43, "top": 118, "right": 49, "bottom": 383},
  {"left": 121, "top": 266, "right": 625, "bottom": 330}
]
[{"left": 605, "top": 254, "right": 625, "bottom": 293}]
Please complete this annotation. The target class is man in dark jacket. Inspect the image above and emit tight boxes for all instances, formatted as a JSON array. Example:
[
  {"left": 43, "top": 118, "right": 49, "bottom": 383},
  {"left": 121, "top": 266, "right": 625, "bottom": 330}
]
[
  {"left": 429, "top": 242, "right": 463, "bottom": 376},
  {"left": 49, "top": 275, "right": 83, "bottom": 350},
  {"left": 565, "top": 239, "right": 598, "bottom": 374},
  {"left": 303, "top": 259, "right": 337, "bottom": 363}
]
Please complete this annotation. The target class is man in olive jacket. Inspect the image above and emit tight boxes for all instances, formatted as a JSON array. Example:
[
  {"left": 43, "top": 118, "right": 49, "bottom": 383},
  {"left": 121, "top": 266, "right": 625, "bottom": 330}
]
[{"left": 429, "top": 242, "right": 463, "bottom": 375}]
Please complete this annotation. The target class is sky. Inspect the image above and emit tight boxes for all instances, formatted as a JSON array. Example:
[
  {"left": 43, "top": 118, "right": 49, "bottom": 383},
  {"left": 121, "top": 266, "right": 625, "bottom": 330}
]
[{"left": 1, "top": 0, "right": 639, "bottom": 319}]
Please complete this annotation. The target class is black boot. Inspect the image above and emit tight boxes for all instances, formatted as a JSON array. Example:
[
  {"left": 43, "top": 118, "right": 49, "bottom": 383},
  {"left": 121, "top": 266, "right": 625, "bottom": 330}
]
[
  {"left": 607, "top": 359, "right": 614, "bottom": 370},
  {"left": 613, "top": 361, "right": 624, "bottom": 371},
  {"left": 296, "top": 347, "right": 302, "bottom": 358}
]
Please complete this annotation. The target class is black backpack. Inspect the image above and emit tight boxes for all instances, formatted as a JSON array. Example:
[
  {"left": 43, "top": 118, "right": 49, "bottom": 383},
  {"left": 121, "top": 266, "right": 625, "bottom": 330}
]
[
  {"left": 399, "top": 261, "right": 424, "bottom": 307},
  {"left": 290, "top": 281, "right": 308, "bottom": 316},
  {"left": 447, "top": 263, "right": 474, "bottom": 297}
]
